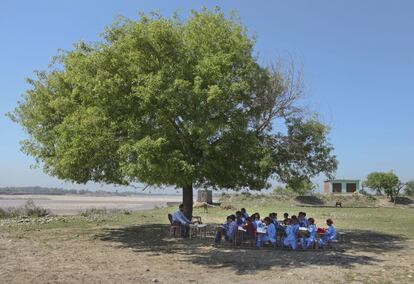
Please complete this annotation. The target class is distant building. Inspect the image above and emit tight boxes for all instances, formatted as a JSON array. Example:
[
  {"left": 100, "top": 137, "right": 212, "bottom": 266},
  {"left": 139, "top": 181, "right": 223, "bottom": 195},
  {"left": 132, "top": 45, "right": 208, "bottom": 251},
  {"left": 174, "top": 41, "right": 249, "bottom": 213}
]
[{"left": 323, "top": 179, "right": 360, "bottom": 194}]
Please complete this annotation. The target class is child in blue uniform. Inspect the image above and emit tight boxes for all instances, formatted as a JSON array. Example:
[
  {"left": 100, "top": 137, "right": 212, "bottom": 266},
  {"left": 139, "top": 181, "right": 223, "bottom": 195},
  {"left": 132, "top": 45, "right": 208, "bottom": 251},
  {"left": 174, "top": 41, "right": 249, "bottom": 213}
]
[
  {"left": 241, "top": 208, "right": 249, "bottom": 219},
  {"left": 283, "top": 217, "right": 299, "bottom": 250},
  {"left": 215, "top": 215, "right": 238, "bottom": 244},
  {"left": 300, "top": 217, "right": 316, "bottom": 249},
  {"left": 252, "top": 213, "right": 262, "bottom": 230},
  {"left": 256, "top": 217, "right": 276, "bottom": 248},
  {"left": 298, "top": 212, "right": 309, "bottom": 227},
  {"left": 235, "top": 211, "right": 245, "bottom": 226},
  {"left": 283, "top": 212, "right": 290, "bottom": 225},
  {"left": 269, "top": 212, "right": 278, "bottom": 226},
  {"left": 319, "top": 219, "right": 336, "bottom": 248}
]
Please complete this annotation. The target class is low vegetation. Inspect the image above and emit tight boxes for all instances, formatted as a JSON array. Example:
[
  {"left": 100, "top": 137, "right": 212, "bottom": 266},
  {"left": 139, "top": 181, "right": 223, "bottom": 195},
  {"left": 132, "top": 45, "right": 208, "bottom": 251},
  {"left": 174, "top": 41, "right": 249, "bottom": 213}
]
[
  {"left": 1, "top": 194, "right": 414, "bottom": 283},
  {"left": 80, "top": 208, "right": 131, "bottom": 217},
  {"left": 1, "top": 194, "right": 413, "bottom": 238},
  {"left": 221, "top": 192, "right": 391, "bottom": 208},
  {"left": 0, "top": 199, "right": 49, "bottom": 219}
]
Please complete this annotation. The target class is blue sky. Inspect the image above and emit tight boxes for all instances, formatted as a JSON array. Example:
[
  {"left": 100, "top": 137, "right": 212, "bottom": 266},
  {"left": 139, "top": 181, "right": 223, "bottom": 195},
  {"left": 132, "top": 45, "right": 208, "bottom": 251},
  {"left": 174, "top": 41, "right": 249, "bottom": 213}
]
[{"left": 1, "top": 0, "right": 413, "bottom": 192}]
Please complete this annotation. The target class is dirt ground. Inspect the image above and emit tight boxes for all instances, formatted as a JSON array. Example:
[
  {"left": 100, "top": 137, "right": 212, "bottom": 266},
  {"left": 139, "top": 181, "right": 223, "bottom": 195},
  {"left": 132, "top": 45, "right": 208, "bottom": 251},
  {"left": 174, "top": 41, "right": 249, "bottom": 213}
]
[{"left": 1, "top": 224, "right": 413, "bottom": 284}]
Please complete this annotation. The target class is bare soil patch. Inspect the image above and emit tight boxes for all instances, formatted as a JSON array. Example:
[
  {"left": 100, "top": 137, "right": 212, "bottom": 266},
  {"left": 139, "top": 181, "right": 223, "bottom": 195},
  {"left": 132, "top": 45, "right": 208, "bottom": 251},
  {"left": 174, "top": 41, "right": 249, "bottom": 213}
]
[
  {"left": 0, "top": 195, "right": 181, "bottom": 215},
  {"left": 1, "top": 223, "right": 413, "bottom": 283}
]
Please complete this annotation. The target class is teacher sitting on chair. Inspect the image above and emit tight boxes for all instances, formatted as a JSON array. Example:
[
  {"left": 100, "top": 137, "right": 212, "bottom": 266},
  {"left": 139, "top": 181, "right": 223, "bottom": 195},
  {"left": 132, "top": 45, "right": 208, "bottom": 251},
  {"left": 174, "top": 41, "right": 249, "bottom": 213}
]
[{"left": 172, "top": 204, "right": 191, "bottom": 237}]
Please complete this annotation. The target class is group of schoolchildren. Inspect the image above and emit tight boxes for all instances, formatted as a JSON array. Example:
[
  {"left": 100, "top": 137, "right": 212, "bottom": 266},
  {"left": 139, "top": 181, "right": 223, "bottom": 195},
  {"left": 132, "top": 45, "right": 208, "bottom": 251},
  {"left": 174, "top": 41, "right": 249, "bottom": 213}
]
[{"left": 214, "top": 208, "right": 337, "bottom": 249}]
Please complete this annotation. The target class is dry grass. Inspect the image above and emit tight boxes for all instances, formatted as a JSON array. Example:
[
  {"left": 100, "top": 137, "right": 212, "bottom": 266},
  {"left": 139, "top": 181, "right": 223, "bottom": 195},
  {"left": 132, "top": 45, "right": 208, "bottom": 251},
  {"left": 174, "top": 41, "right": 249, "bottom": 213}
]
[
  {"left": 0, "top": 199, "right": 49, "bottom": 219},
  {"left": 1, "top": 194, "right": 414, "bottom": 283}
]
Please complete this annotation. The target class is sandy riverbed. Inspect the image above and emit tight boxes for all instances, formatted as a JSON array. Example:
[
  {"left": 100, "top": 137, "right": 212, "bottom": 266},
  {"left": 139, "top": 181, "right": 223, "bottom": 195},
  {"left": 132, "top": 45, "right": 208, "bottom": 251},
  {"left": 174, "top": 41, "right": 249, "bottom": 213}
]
[{"left": 0, "top": 194, "right": 182, "bottom": 215}]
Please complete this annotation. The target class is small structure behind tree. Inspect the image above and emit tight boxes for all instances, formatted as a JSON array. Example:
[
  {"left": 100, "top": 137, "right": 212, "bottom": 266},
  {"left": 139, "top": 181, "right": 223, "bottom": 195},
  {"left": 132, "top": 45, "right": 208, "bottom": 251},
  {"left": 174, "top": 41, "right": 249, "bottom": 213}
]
[
  {"left": 197, "top": 189, "right": 213, "bottom": 204},
  {"left": 324, "top": 179, "right": 360, "bottom": 194}
]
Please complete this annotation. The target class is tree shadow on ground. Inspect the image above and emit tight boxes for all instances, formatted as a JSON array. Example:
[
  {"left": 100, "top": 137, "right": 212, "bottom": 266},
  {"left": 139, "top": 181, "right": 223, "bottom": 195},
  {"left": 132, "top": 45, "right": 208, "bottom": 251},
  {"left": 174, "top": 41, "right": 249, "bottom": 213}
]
[
  {"left": 98, "top": 224, "right": 406, "bottom": 274},
  {"left": 395, "top": 197, "right": 413, "bottom": 205},
  {"left": 294, "top": 195, "right": 325, "bottom": 205}
]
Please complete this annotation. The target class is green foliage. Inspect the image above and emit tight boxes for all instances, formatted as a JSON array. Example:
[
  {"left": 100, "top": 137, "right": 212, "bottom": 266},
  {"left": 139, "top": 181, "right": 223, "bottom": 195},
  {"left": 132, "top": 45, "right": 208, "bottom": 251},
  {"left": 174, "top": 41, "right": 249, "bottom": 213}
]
[
  {"left": 364, "top": 172, "right": 399, "bottom": 200},
  {"left": 405, "top": 180, "right": 414, "bottom": 196},
  {"left": 272, "top": 179, "right": 314, "bottom": 196},
  {"left": 285, "top": 177, "right": 315, "bottom": 195},
  {"left": 269, "top": 117, "right": 338, "bottom": 184},
  {"left": 9, "top": 9, "right": 337, "bottom": 195},
  {"left": 272, "top": 185, "right": 285, "bottom": 195}
]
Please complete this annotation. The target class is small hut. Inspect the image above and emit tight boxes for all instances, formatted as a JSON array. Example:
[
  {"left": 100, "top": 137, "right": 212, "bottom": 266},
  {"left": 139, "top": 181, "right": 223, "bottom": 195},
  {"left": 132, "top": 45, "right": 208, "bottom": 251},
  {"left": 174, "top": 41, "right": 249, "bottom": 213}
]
[
  {"left": 197, "top": 189, "right": 213, "bottom": 204},
  {"left": 323, "top": 179, "right": 360, "bottom": 194}
]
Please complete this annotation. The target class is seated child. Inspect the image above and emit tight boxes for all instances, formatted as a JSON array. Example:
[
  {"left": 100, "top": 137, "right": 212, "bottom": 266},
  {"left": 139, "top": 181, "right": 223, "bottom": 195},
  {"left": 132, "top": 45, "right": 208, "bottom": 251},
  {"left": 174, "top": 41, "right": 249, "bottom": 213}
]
[
  {"left": 283, "top": 217, "right": 299, "bottom": 250},
  {"left": 215, "top": 215, "right": 238, "bottom": 244},
  {"left": 283, "top": 212, "right": 290, "bottom": 225},
  {"left": 256, "top": 217, "right": 276, "bottom": 247},
  {"left": 242, "top": 217, "right": 256, "bottom": 240},
  {"left": 269, "top": 212, "right": 278, "bottom": 226},
  {"left": 319, "top": 219, "right": 337, "bottom": 248},
  {"left": 298, "top": 212, "right": 309, "bottom": 227},
  {"left": 252, "top": 213, "right": 262, "bottom": 230},
  {"left": 235, "top": 211, "right": 245, "bottom": 226},
  {"left": 241, "top": 208, "right": 249, "bottom": 219},
  {"left": 300, "top": 217, "right": 316, "bottom": 249}
]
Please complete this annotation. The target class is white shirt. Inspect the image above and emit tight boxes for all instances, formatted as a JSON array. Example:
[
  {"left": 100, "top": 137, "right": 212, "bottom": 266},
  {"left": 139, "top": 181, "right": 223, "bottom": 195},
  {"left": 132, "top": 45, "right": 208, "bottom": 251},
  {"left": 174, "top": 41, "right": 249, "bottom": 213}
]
[{"left": 172, "top": 210, "right": 190, "bottom": 225}]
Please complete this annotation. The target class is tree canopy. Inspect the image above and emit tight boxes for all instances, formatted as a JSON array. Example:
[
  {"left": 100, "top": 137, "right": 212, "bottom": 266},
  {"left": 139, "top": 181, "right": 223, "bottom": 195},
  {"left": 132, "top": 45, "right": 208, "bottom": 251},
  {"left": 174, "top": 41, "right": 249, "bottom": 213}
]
[
  {"left": 405, "top": 181, "right": 414, "bottom": 196},
  {"left": 285, "top": 177, "right": 315, "bottom": 196},
  {"left": 364, "top": 171, "right": 405, "bottom": 203},
  {"left": 9, "top": 9, "right": 337, "bottom": 218}
]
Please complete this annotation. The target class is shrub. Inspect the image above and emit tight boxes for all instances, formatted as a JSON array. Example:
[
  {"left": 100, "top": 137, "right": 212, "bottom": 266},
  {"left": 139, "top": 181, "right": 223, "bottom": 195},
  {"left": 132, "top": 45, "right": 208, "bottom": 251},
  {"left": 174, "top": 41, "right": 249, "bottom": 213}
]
[
  {"left": 23, "top": 199, "right": 50, "bottom": 217},
  {"left": 220, "top": 204, "right": 238, "bottom": 210},
  {"left": 0, "top": 208, "right": 8, "bottom": 218},
  {"left": 0, "top": 199, "right": 49, "bottom": 218},
  {"left": 80, "top": 208, "right": 108, "bottom": 217}
]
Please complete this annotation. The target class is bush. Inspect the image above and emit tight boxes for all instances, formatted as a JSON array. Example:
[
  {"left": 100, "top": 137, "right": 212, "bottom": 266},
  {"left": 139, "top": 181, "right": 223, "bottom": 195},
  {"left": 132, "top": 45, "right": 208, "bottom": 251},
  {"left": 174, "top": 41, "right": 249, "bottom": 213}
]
[
  {"left": 272, "top": 186, "right": 285, "bottom": 195},
  {"left": 79, "top": 207, "right": 131, "bottom": 217},
  {"left": 80, "top": 208, "right": 108, "bottom": 217},
  {"left": 0, "top": 208, "right": 8, "bottom": 218},
  {"left": 0, "top": 199, "right": 50, "bottom": 218},
  {"left": 272, "top": 186, "right": 298, "bottom": 197},
  {"left": 23, "top": 199, "right": 50, "bottom": 217}
]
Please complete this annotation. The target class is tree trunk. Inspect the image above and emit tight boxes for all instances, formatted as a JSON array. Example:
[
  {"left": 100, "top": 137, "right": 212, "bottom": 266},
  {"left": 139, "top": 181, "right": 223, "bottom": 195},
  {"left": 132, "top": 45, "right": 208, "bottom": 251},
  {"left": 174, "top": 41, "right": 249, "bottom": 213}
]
[
  {"left": 394, "top": 185, "right": 403, "bottom": 205},
  {"left": 182, "top": 184, "right": 193, "bottom": 220}
]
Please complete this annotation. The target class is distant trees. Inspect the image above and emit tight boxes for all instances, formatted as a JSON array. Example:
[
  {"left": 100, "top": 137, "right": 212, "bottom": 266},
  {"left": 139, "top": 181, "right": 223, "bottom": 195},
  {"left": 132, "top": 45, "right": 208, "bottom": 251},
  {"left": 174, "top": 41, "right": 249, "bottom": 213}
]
[
  {"left": 364, "top": 172, "right": 408, "bottom": 204},
  {"left": 0, "top": 187, "right": 78, "bottom": 195}
]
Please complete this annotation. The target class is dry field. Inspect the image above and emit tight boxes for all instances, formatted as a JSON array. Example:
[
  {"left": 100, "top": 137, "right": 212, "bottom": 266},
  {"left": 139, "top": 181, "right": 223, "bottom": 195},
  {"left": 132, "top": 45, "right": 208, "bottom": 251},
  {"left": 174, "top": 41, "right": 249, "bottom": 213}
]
[
  {"left": 0, "top": 194, "right": 181, "bottom": 215},
  {"left": 1, "top": 194, "right": 413, "bottom": 284}
]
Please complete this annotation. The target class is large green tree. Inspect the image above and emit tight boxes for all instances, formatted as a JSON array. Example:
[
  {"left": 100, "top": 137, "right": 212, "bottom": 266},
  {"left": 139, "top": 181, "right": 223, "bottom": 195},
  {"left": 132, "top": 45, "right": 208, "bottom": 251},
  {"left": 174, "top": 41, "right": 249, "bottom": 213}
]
[{"left": 9, "top": 9, "right": 337, "bottom": 218}]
